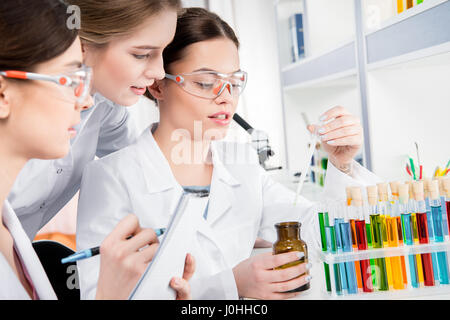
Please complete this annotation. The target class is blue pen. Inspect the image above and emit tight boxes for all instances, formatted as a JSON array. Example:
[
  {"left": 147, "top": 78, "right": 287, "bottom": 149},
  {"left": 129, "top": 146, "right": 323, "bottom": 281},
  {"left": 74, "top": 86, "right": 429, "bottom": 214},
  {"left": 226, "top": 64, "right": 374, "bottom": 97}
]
[{"left": 61, "top": 228, "right": 166, "bottom": 264}]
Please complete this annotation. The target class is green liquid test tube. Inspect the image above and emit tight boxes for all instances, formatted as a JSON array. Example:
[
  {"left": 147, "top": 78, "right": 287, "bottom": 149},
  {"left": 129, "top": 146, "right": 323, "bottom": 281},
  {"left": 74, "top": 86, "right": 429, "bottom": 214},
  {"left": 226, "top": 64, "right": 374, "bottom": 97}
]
[{"left": 318, "top": 212, "right": 331, "bottom": 292}]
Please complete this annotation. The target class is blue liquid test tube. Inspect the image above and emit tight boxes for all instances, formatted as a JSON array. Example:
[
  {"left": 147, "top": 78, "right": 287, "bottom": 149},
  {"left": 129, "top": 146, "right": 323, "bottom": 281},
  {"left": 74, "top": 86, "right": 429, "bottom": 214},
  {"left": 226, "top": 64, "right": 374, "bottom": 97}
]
[
  {"left": 399, "top": 183, "right": 419, "bottom": 288},
  {"left": 425, "top": 194, "right": 440, "bottom": 280},
  {"left": 441, "top": 194, "right": 449, "bottom": 237},
  {"left": 401, "top": 213, "right": 420, "bottom": 288},
  {"left": 430, "top": 198, "right": 450, "bottom": 284},
  {"left": 340, "top": 221, "right": 358, "bottom": 294},
  {"left": 335, "top": 217, "right": 348, "bottom": 293}
]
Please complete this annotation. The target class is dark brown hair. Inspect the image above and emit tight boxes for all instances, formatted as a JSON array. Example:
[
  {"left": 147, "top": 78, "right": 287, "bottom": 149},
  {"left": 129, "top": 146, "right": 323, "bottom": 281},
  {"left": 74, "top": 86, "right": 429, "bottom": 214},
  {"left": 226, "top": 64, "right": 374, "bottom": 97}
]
[
  {"left": 145, "top": 7, "right": 240, "bottom": 101},
  {"left": 0, "top": 0, "right": 78, "bottom": 72}
]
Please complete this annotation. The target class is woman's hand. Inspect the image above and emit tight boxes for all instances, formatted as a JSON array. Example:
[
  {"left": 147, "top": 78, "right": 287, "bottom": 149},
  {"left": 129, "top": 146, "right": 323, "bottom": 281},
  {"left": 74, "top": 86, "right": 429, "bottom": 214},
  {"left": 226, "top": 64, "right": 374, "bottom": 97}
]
[
  {"left": 232, "top": 251, "right": 312, "bottom": 300},
  {"left": 307, "top": 106, "right": 363, "bottom": 173},
  {"left": 95, "top": 214, "right": 159, "bottom": 300},
  {"left": 170, "top": 253, "right": 196, "bottom": 300}
]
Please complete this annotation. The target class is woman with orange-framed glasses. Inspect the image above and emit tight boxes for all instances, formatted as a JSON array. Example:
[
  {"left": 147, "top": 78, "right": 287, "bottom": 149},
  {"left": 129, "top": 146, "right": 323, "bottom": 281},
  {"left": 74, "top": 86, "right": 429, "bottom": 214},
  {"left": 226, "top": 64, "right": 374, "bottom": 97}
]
[{"left": 0, "top": 0, "right": 193, "bottom": 300}]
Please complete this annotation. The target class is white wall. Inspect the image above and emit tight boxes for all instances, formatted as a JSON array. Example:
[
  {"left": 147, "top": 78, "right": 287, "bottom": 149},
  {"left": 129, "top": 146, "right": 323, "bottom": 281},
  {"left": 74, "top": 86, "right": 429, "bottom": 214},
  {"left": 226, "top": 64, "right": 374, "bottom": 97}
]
[
  {"left": 367, "top": 52, "right": 450, "bottom": 181},
  {"left": 305, "top": 0, "right": 356, "bottom": 56},
  {"left": 211, "top": 0, "right": 288, "bottom": 169}
]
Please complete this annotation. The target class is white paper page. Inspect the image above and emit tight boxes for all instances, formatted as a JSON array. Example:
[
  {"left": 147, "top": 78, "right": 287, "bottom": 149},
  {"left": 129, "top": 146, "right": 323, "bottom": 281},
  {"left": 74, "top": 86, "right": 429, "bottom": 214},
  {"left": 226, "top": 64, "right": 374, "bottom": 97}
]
[{"left": 129, "top": 193, "right": 208, "bottom": 300}]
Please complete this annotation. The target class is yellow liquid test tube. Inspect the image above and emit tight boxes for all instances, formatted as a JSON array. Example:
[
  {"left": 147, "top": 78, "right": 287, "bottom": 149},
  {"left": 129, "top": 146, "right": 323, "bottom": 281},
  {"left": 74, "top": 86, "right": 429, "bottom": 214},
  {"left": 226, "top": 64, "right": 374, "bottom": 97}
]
[
  {"left": 390, "top": 181, "right": 408, "bottom": 286},
  {"left": 387, "top": 216, "right": 405, "bottom": 289},
  {"left": 377, "top": 183, "right": 393, "bottom": 288},
  {"left": 398, "top": 216, "right": 408, "bottom": 285},
  {"left": 397, "top": 0, "right": 404, "bottom": 13}
]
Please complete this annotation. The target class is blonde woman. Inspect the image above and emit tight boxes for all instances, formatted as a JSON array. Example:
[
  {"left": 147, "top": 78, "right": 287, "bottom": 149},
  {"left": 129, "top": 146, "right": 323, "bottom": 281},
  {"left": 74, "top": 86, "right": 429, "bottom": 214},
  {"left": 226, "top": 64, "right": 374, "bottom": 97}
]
[
  {"left": 0, "top": 0, "right": 192, "bottom": 299},
  {"left": 8, "top": 0, "right": 180, "bottom": 240}
]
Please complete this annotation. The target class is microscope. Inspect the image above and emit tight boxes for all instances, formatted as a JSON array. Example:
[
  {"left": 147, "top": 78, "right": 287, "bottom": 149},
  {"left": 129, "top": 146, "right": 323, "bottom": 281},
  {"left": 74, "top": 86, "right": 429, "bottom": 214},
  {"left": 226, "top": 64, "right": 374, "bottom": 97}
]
[{"left": 233, "top": 113, "right": 282, "bottom": 171}]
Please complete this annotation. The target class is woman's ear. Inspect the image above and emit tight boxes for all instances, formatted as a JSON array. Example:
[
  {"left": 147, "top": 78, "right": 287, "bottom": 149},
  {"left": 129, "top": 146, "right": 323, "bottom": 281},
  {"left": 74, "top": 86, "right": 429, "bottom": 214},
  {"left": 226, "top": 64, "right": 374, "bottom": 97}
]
[
  {"left": 0, "top": 77, "right": 11, "bottom": 119},
  {"left": 147, "top": 80, "right": 165, "bottom": 101}
]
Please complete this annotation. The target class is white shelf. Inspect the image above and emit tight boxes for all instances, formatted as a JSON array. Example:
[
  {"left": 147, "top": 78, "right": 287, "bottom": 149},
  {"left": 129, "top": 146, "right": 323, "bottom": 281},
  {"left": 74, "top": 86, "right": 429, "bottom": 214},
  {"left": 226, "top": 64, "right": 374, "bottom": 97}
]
[
  {"left": 281, "top": 40, "right": 357, "bottom": 89},
  {"left": 364, "top": 0, "right": 449, "bottom": 36},
  {"left": 283, "top": 69, "right": 357, "bottom": 91},
  {"left": 279, "top": 0, "right": 450, "bottom": 89},
  {"left": 365, "top": 0, "right": 450, "bottom": 65}
]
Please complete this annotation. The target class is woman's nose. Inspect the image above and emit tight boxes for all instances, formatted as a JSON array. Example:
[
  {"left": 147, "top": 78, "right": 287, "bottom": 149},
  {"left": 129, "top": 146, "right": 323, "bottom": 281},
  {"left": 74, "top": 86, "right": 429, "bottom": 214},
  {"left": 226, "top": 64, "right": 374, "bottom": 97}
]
[
  {"left": 76, "top": 93, "right": 94, "bottom": 111},
  {"left": 215, "top": 82, "right": 234, "bottom": 104},
  {"left": 144, "top": 54, "right": 165, "bottom": 81}
]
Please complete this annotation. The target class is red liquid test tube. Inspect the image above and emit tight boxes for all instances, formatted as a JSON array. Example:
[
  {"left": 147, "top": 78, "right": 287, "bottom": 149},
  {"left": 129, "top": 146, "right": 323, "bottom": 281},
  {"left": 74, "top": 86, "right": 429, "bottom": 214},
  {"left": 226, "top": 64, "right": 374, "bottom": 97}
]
[
  {"left": 416, "top": 212, "right": 435, "bottom": 286},
  {"left": 355, "top": 220, "right": 373, "bottom": 292}
]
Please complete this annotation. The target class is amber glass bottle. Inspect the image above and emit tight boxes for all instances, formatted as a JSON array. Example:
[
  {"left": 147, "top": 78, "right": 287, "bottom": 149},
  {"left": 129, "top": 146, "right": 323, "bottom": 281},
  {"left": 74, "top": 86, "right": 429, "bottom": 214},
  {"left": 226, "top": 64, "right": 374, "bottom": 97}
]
[{"left": 273, "top": 221, "right": 310, "bottom": 292}]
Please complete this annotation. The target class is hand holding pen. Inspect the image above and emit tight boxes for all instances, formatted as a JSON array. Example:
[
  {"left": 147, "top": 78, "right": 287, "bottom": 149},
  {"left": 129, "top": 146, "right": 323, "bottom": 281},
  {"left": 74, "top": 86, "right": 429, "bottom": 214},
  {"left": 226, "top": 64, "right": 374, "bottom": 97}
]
[
  {"left": 62, "top": 228, "right": 165, "bottom": 264},
  {"left": 78, "top": 214, "right": 163, "bottom": 300}
]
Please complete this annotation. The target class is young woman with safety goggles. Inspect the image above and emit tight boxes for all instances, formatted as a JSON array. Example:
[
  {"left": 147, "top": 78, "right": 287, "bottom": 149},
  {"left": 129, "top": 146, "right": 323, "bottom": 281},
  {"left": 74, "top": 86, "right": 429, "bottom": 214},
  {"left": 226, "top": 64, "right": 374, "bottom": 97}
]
[{"left": 0, "top": 0, "right": 193, "bottom": 300}]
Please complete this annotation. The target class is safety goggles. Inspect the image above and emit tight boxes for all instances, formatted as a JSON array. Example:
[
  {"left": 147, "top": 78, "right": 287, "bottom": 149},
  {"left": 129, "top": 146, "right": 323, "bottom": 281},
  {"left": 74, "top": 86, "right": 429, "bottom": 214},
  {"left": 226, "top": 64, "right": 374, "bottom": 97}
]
[
  {"left": 0, "top": 65, "right": 92, "bottom": 104},
  {"left": 165, "top": 70, "right": 248, "bottom": 99}
]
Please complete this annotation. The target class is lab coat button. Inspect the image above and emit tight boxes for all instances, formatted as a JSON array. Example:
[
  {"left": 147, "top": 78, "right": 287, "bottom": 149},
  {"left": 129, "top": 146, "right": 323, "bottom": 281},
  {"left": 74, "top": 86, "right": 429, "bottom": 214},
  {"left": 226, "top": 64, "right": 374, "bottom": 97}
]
[
  {"left": 40, "top": 202, "right": 45, "bottom": 209},
  {"left": 57, "top": 168, "right": 63, "bottom": 174}
]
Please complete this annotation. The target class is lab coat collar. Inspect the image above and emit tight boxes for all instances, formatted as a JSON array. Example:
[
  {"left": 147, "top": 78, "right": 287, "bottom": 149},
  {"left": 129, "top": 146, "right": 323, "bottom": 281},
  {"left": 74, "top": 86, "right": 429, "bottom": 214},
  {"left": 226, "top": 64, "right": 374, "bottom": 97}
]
[
  {"left": 2, "top": 201, "right": 57, "bottom": 300},
  {"left": 136, "top": 125, "right": 242, "bottom": 228},
  {"left": 137, "top": 124, "right": 241, "bottom": 195}
]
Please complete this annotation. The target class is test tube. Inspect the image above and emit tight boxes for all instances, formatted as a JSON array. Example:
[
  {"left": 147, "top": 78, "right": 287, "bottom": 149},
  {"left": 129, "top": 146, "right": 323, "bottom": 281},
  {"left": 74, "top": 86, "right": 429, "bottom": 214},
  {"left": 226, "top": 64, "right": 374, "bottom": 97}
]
[
  {"left": 333, "top": 203, "right": 348, "bottom": 293},
  {"left": 351, "top": 187, "right": 373, "bottom": 292},
  {"left": 318, "top": 203, "right": 332, "bottom": 292},
  {"left": 437, "top": 178, "right": 449, "bottom": 237},
  {"left": 367, "top": 185, "right": 389, "bottom": 291},
  {"left": 390, "top": 182, "right": 408, "bottom": 286},
  {"left": 424, "top": 178, "right": 440, "bottom": 281},
  {"left": 399, "top": 183, "right": 419, "bottom": 288},
  {"left": 412, "top": 181, "right": 435, "bottom": 286},
  {"left": 429, "top": 180, "right": 450, "bottom": 285},
  {"left": 377, "top": 183, "right": 394, "bottom": 288},
  {"left": 325, "top": 214, "right": 342, "bottom": 295},
  {"left": 347, "top": 186, "right": 363, "bottom": 290},
  {"left": 443, "top": 179, "right": 450, "bottom": 235},
  {"left": 339, "top": 202, "right": 358, "bottom": 294},
  {"left": 387, "top": 182, "right": 405, "bottom": 290},
  {"left": 406, "top": 180, "right": 425, "bottom": 285}
]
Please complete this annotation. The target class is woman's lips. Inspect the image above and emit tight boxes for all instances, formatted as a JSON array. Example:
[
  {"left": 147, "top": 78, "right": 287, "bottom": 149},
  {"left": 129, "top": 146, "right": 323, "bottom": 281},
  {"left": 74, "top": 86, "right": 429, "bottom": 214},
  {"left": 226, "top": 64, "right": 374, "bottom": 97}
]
[
  {"left": 208, "top": 112, "right": 231, "bottom": 126},
  {"left": 68, "top": 127, "right": 77, "bottom": 138},
  {"left": 130, "top": 86, "right": 146, "bottom": 95}
]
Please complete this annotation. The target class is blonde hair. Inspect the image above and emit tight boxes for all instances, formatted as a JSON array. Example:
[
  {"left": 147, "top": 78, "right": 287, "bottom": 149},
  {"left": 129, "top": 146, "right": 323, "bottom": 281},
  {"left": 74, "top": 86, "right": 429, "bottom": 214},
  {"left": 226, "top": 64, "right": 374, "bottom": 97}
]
[{"left": 68, "top": 0, "right": 181, "bottom": 47}]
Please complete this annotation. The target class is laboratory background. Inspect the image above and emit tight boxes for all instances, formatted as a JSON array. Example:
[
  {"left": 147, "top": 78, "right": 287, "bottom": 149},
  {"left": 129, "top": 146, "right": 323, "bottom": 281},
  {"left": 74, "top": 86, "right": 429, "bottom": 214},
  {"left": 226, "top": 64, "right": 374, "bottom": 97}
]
[{"left": 34, "top": 0, "right": 450, "bottom": 299}]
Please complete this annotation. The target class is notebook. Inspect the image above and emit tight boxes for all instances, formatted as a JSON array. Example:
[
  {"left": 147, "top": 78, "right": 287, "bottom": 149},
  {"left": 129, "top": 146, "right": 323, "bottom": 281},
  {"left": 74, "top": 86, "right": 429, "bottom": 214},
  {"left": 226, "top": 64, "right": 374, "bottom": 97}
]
[{"left": 128, "top": 192, "right": 208, "bottom": 300}]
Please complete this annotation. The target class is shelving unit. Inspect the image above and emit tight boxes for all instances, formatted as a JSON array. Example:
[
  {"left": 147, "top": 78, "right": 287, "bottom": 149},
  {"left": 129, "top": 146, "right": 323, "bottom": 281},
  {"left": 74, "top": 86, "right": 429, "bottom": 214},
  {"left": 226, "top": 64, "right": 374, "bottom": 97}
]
[{"left": 274, "top": 0, "right": 450, "bottom": 182}]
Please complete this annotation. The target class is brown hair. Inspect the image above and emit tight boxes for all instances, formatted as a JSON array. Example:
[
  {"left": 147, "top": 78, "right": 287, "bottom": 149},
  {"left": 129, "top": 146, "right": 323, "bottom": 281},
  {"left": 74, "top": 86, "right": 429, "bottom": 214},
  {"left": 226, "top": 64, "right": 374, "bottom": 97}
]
[
  {"left": 67, "top": 0, "right": 181, "bottom": 47},
  {"left": 0, "top": 0, "right": 78, "bottom": 72},
  {"left": 145, "top": 7, "right": 240, "bottom": 101}
]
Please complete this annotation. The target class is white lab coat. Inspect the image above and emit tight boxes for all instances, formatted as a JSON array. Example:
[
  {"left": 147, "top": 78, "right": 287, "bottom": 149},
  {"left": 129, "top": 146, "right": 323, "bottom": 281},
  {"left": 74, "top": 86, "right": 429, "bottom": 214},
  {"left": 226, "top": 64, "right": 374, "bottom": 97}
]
[
  {"left": 76, "top": 124, "right": 381, "bottom": 300},
  {"left": 0, "top": 200, "right": 57, "bottom": 300},
  {"left": 7, "top": 93, "right": 139, "bottom": 240}
]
